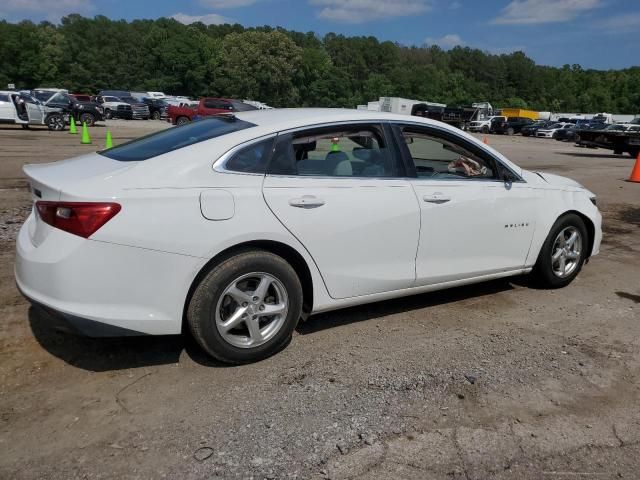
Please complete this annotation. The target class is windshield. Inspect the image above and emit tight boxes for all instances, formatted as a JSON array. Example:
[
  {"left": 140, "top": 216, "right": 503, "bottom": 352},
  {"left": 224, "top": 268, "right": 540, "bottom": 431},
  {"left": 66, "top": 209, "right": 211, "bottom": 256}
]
[{"left": 100, "top": 117, "right": 256, "bottom": 161}]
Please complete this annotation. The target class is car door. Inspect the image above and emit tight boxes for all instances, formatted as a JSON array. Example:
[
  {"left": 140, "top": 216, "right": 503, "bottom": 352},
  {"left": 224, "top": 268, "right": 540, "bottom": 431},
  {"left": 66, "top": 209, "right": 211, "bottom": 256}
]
[
  {"left": 202, "top": 99, "right": 232, "bottom": 116},
  {"left": 262, "top": 122, "right": 420, "bottom": 299},
  {"left": 393, "top": 123, "right": 537, "bottom": 286},
  {"left": 22, "top": 95, "right": 44, "bottom": 124},
  {"left": 0, "top": 94, "right": 13, "bottom": 121}
]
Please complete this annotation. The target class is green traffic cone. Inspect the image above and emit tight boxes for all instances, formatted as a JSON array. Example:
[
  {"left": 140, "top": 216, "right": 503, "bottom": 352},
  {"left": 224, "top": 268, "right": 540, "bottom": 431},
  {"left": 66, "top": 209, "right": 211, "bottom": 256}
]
[
  {"left": 69, "top": 116, "right": 77, "bottom": 134},
  {"left": 105, "top": 129, "right": 113, "bottom": 149},
  {"left": 80, "top": 122, "right": 91, "bottom": 144}
]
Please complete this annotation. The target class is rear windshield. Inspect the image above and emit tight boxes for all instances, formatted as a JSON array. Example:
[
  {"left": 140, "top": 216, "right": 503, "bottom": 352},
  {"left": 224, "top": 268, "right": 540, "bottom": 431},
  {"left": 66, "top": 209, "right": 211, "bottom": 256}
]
[{"left": 100, "top": 117, "right": 256, "bottom": 161}]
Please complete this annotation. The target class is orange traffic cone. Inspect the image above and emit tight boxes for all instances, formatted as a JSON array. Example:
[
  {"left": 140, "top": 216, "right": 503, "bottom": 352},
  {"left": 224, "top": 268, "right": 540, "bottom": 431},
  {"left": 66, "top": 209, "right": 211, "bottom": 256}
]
[
  {"left": 483, "top": 136, "right": 488, "bottom": 145},
  {"left": 629, "top": 152, "right": 640, "bottom": 183}
]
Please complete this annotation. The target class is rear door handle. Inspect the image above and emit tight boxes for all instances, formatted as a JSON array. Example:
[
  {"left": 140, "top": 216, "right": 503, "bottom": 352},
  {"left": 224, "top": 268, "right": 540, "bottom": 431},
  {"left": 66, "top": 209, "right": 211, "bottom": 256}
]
[
  {"left": 288, "top": 195, "right": 325, "bottom": 209},
  {"left": 423, "top": 193, "right": 451, "bottom": 204}
]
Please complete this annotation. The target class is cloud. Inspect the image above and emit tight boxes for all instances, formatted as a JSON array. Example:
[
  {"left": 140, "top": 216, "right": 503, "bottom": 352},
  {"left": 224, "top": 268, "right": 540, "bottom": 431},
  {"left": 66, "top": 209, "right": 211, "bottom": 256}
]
[
  {"left": 598, "top": 12, "right": 640, "bottom": 33},
  {"left": 310, "top": 0, "right": 432, "bottom": 23},
  {"left": 425, "top": 33, "right": 464, "bottom": 49},
  {"left": 492, "top": 0, "right": 600, "bottom": 25},
  {"left": 0, "top": 0, "right": 92, "bottom": 21},
  {"left": 171, "top": 12, "right": 230, "bottom": 25},
  {"left": 199, "top": 0, "right": 261, "bottom": 8}
]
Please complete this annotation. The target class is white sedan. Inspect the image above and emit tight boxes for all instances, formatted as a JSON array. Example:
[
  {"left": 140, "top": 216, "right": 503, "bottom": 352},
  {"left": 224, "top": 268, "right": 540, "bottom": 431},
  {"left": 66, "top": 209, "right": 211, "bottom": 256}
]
[
  {"left": 16, "top": 109, "right": 602, "bottom": 363},
  {"left": 536, "top": 122, "right": 573, "bottom": 138}
]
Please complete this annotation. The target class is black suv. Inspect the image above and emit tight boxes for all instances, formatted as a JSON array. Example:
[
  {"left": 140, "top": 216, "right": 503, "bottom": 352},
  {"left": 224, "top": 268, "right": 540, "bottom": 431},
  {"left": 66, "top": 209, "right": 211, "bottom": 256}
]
[
  {"left": 493, "top": 117, "right": 534, "bottom": 135},
  {"left": 32, "top": 90, "right": 104, "bottom": 126},
  {"left": 142, "top": 98, "right": 168, "bottom": 120}
]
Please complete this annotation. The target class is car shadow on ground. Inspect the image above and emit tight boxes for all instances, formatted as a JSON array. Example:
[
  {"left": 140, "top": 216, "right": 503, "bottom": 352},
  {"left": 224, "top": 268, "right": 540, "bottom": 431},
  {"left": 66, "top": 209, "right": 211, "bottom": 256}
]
[
  {"left": 29, "top": 278, "right": 521, "bottom": 372},
  {"left": 297, "top": 278, "right": 517, "bottom": 335},
  {"left": 27, "top": 306, "right": 230, "bottom": 371}
]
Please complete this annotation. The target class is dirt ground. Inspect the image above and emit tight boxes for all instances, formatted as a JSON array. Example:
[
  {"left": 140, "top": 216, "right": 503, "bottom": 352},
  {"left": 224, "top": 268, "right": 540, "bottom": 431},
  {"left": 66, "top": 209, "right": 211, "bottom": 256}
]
[{"left": 0, "top": 120, "right": 638, "bottom": 480}]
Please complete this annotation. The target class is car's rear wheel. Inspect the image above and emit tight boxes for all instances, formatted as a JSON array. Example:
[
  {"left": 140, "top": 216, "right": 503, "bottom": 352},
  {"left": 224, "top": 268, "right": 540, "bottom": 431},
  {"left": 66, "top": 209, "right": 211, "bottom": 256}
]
[
  {"left": 176, "top": 116, "right": 190, "bottom": 126},
  {"left": 532, "top": 214, "right": 588, "bottom": 288},
  {"left": 104, "top": 109, "right": 112, "bottom": 120},
  {"left": 481, "top": 125, "right": 489, "bottom": 134},
  {"left": 188, "top": 250, "right": 303, "bottom": 364},
  {"left": 152, "top": 111, "right": 161, "bottom": 120},
  {"left": 507, "top": 127, "right": 515, "bottom": 135},
  {"left": 79, "top": 112, "right": 95, "bottom": 126}
]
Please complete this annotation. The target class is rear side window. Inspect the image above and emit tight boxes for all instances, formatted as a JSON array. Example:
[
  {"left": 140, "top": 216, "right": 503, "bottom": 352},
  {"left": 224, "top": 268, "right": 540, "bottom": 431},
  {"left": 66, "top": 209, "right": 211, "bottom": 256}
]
[
  {"left": 101, "top": 117, "right": 255, "bottom": 161},
  {"left": 225, "top": 137, "right": 275, "bottom": 173},
  {"left": 0, "top": 94, "right": 8, "bottom": 102}
]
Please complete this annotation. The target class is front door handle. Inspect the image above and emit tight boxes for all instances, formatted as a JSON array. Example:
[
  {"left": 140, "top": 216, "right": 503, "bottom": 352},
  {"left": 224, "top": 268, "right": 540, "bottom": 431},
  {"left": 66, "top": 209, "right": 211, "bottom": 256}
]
[
  {"left": 423, "top": 193, "right": 451, "bottom": 204},
  {"left": 289, "top": 195, "right": 325, "bottom": 209}
]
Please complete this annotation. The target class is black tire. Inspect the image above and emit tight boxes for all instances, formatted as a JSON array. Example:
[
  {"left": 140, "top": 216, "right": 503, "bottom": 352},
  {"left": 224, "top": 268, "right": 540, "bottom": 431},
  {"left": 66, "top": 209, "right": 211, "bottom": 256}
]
[
  {"left": 46, "top": 113, "right": 65, "bottom": 131},
  {"left": 188, "top": 250, "right": 303, "bottom": 364},
  {"left": 629, "top": 149, "right": 639, "bottom": 158},
  {"left": 507, "top": 127, "right": 515, "bottom": 136},
  {"left": 79, "top": 112, "right": 95, "bottom": 126},
  {"left": 176, "top": 116, "right": 190, "bottom": 126},
  {"left": 104, "top": 109, "right": 112, "bottom": 120},
  {"left": 152, "top": 110, "right": 161, "bottom": 120},
  {"left": 21, "top": 124, "right": 30, "bottom": 129},
  {"left": 532, "top": 213, "right": 588, "bottom": 288}
]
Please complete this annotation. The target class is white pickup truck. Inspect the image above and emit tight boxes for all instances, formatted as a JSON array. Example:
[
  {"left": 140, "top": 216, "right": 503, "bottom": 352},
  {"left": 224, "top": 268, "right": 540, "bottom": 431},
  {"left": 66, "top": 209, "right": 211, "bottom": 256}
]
[
  {"left": 0, "top": 91, "right": 65, "bottom": 130},
  {"left": 468, "top": 115, "right": 506, "bottom": 134}
]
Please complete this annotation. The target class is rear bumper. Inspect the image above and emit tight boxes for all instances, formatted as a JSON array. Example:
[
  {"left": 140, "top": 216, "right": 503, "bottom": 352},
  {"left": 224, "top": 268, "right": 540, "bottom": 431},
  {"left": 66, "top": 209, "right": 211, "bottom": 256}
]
[{"left": 15, "top": 214, "right": 205, "bottom": 336}]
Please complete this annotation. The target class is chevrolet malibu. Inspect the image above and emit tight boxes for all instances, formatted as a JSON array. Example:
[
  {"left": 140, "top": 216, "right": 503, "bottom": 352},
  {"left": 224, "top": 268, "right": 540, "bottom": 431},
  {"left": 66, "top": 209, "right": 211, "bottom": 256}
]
[{"left": 16, "top": 109, "right": 602, "bottom": 363}]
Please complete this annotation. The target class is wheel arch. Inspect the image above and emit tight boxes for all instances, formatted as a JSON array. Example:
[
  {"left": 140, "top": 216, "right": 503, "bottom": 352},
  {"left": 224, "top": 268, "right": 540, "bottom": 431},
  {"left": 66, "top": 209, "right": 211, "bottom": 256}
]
[{"left": 182, "top": 240, "right": 314, "bottom": 332}]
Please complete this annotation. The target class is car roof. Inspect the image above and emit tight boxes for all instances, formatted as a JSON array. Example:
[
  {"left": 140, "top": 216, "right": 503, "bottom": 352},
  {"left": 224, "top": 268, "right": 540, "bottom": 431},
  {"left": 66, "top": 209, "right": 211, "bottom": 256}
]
[{"left": 235, "top": 108, "right": 459, "bottom": 132}]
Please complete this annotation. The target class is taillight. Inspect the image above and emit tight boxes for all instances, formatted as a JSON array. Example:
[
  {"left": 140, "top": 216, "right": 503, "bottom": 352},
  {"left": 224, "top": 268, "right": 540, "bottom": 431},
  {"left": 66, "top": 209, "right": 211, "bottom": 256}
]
[{"left": 36, "top": 201, "right": 121, "bottom": 238}]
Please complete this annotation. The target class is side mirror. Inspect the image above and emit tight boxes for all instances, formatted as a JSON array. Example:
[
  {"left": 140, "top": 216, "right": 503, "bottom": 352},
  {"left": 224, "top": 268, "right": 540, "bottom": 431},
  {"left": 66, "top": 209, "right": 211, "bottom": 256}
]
[{"left": 502, "top": 169, "right": 516, "bottom": 189}]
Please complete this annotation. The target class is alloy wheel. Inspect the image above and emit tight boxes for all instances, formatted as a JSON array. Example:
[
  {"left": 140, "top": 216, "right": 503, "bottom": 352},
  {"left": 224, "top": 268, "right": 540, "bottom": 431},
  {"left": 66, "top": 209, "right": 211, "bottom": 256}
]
[
  {"left": 215, "top": 272, "right": 289, "bottom": 348},
  {"left": 551, "top": 226, "right": 582, "bottom": 278}
]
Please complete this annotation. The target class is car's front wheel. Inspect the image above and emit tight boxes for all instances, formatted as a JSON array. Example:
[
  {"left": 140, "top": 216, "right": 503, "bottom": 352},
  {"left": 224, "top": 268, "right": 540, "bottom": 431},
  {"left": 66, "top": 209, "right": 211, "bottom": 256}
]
[
  {"left": 188, "top": 250, "right": 303, "bottom": 364},
  {"left": 152, "top": 111, "right": 161, "bottom": 120},
  {"left": 46, "top": 113, "right": 65, "bottom": 131},
  {"left": 532, "top": 213, "right": 588, "bottom": 288}
]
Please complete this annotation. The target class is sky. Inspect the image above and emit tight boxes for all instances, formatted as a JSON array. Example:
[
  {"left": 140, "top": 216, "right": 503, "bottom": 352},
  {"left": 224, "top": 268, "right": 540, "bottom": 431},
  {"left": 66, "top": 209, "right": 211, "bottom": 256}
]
[{"left": 1, "top": 0, "right": 638, "bottom": 70}]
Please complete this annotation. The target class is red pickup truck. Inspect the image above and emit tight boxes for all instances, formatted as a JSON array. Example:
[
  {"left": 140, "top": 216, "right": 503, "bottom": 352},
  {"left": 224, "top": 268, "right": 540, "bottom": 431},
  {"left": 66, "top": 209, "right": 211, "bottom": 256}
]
[{"left": 167, "top": 98, "right": 258, "bottom": 125}]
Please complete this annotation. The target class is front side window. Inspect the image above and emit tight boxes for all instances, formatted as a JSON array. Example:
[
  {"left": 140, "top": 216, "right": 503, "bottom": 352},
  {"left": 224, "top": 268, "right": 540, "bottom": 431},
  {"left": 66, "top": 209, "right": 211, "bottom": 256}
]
[
  {"left": 400, "top": 127, "right": 497, "bottom": 180},
  {"left": 101, "top": 117, "right": 255, "bottom": 161},
  {"left": 268, "top": 124, "right": 402, "bottom": 178}
]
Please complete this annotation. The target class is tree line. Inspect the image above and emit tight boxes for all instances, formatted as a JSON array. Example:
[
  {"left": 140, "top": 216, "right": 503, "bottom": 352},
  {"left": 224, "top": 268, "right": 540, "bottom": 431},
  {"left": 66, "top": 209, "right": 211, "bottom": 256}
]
[{"left": 1, "top": 14, "right": 638, "bottom": 113}]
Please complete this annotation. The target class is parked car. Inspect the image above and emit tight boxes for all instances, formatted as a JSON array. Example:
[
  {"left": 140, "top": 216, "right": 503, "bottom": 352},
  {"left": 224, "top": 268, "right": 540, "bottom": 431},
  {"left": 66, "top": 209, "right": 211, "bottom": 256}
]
[
  {"left": 94, "top": 95, "right": 149, "bottom": 120},
  {"left": 536, "top": 123, "right": 573, "bottom": 139},
  {"left": 33, "top": 90, "right": 104, "bottom": 126},
  {"left": 167, "top": 97, "right": 258, "bottom": 125},
  {"left": 119, "top": 96, "right": 150, "bottom": 120},
  {"left": 521, "top": 120, "right": 553, "bottom": 137},
  {"left": 556, "top": 122, "right": 607, "bottom": 142},
  {"left": 468, "top": 115, "right": 506, "bottom": 134},
  {"left": 0, "top": 90, "right": 65, "bottom": 130},
  {"left": 142, "top": 97, "right": 168, "bottom": 120},
  {"left": 15, "top": 109, "right": 602, "bottom": 363},
  {"left": 493, "top": 117, "right": 535, "bottom": 135}
]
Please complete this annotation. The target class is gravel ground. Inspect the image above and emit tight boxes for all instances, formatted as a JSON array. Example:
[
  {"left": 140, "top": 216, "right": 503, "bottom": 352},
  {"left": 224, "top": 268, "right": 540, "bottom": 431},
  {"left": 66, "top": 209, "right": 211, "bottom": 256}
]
[{"left": 0, "top": 121, "right": 638, "bottom": 480}]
